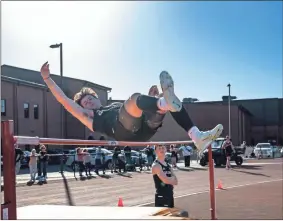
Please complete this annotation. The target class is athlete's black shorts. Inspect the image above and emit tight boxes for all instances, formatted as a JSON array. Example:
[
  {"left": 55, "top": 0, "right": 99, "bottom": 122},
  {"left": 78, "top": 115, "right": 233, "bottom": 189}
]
[
  {"left": 92, "top": 102, "right": 166, "bottom": 141},
  {"left": 155, "top": 193, "right": 174, "bottom": 208},
  {"left": 114, "top": 105, "right": 165, "bottom": 141}
]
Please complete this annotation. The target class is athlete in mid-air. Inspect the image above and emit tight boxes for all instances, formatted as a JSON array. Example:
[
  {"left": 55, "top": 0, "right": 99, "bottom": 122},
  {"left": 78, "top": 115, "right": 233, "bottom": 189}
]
[{"left": 40, "top": 62, "right": 223, "bottom": 150}]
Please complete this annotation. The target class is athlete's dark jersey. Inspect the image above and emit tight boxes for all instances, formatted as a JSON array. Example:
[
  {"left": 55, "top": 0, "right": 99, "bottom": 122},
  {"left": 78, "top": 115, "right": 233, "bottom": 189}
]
[
  {"left": 92, "top": 102, "right": 157, "bottom": 141},
  {"left": 153, "top": 160, "right": 174, "bottom": 195}
]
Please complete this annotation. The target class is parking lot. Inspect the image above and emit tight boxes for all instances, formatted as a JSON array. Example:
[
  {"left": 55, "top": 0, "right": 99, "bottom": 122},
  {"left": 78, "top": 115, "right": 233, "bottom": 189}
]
[{"left": 5, "top": 158, "right": 281, "bottom": 219}]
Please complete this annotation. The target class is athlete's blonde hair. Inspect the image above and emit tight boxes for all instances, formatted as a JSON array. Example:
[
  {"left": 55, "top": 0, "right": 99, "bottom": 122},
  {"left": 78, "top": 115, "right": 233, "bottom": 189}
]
[{"left": 73, "top": 87, "right": 98, "bottom": 106}]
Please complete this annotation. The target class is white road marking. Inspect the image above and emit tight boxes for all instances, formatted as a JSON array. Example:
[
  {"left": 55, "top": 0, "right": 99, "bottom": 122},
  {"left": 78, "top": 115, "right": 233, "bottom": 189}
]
[{"left": 134, "top": 178, "right": 283, "bottom": 207}]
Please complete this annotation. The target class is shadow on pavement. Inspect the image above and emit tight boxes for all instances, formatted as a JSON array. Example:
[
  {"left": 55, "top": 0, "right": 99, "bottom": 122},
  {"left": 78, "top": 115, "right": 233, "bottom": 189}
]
[
  {"left": 98, "top": 174, "right": 113, "bottom": 179},
  {"left": 233, "top": 165, "right": 263, "bottom": 170},
  {"left": 231, "top": 169, "right": 271, "bottom": 178},
  {"left": 116, "top": 172, "right": 132, "bottom": 178}
]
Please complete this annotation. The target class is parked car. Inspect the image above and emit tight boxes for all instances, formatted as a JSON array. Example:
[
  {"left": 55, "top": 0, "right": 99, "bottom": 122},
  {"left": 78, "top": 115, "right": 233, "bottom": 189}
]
[
  {"left": 120, "top": 150, "right": 148, "bottom": 166},
  {"left": 65, "top": 147, "right": 113, "bottom": 170},
  {"left": 1, "top": 151, "right": 31, "bottom": 169},
  {"left": 253, "top": 143, "right": 273, "bottom": 158},
  {"left": 21, "top": 151, "right": 31, "bottom": 168}
]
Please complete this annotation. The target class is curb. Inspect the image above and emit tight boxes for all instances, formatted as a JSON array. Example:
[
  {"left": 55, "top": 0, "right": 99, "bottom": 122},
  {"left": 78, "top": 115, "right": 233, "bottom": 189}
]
[
  {"left": 15, "top": 176, "right": 78, "bottom": 187},
  {"left": 176, "top": 166, "right": 207, "bottom": 172}
]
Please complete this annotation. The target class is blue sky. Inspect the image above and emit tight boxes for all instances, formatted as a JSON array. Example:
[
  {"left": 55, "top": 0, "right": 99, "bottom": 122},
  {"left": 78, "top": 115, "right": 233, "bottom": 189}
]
[{"left": 2, "top": 1, "right": 282, "bottom": 101}]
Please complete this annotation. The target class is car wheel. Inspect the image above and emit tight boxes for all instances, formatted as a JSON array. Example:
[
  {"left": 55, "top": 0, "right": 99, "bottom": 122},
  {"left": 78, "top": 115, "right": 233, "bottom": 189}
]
[
  {"left": 235, "top": 156, "right": 243, "bottom": 166},
  {"left": 71, "top": 162, "right": 80, "bottom": 171},
  {"left": 106, "top": 160, "right": 112, "bottom": 170},
  {"left": 215, "top": 158, "right": 222, "bottom": 167},
  {"left": 200, "top": 158, "right": 206, "bottom": 167}
]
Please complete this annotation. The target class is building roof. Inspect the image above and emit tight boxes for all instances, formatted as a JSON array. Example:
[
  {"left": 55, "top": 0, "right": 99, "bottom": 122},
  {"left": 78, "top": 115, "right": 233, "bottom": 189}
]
[
  {"left": 1, "top": 75, "right": 47, "bottom": 89},
  {"left": 1, "top": 65, "right": 112, "bottom": 91}
]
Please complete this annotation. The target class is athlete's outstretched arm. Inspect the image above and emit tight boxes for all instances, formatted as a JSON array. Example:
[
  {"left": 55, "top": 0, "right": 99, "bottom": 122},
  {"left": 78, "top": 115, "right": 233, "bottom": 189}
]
[{"left": 40, "top": 62, "right": 94, "bottom": 131}]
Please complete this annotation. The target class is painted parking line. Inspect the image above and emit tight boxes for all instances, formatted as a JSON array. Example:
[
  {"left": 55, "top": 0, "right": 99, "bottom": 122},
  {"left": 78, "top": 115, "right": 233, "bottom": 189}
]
[{"left": 134, "top": 178, "right": 283, "bottom": 207}]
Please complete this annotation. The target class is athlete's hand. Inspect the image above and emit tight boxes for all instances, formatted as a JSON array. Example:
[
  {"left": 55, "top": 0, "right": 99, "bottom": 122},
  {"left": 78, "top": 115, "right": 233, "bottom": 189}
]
[{"left": 40, "top": 61, "right": 50, "bottom": 80}]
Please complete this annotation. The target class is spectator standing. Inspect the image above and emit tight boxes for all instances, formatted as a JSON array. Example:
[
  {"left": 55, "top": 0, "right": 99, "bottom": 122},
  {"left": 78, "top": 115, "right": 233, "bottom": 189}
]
[
  {"left": 94, "top": 136, "right": 106, "bottom": 175},
  {"left": 241, "top": 141, "right": 247, "bottom": 156},
  {"left": 95, "top": 146, "right": 103, "bottom": 175},
  {"left": 15, "top": 144, "right": 24, "bottom": 176},
  {"left": 29, "top": 149, "right": 38, "bottom": 182},
  {"left": 170, "top": 145, "right": 177, "bottom": 168},
  {"left": 38, "top": 145, "right": 49, "bottom": 181},
  {"left": 101, "top": 152, "right": 106, "bottom": 175},
  {"left": 179, "top": 145, "right": 192, "bottom": 167},
  {"left": 112, "top": 146, "right": 121, "bottom": 173},
  {"left": 76, "top": 147, "right": 86, "bottom": 177},
  {"left": 145, "top": 145, "right": 154, "bottom": 170},
  {"left": 222, "top": 136, "right": 233, "bottom": 169},
  {"left": 124, "top": 146, "right": 132, "bottom": 169},
  {"left": 83, "top": 149, "right": 92, "bottom": 176}
]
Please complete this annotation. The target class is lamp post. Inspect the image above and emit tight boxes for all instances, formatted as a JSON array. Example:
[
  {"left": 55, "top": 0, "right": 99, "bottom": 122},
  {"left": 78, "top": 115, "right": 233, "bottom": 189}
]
[
  {"left": 50, "top": 43, "right": 64, "bottom": 173},
  {"left": 227, "top": 83, "right": 231, "bottom": 138},
  {"left": 49, "top": 43, "right": 64, "bottom": 139}
]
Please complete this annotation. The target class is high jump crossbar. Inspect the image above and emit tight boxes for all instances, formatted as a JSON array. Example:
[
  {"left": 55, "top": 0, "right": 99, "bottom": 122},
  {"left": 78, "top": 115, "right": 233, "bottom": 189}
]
[
  {"left": 1, "top": 120, "right": 217, "bottom": 220},
  {"left": 14, "top": 136, "right": 194, "bottom": 146}
]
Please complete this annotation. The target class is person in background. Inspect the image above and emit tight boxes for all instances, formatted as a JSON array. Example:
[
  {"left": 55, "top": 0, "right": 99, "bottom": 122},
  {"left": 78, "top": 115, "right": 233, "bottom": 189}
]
[
  {"left": 37, "top": 145, "right": 49, "bottom": 181},
  {"left": 15, "top": 144, "right": 24, "bottom": 177},
  {"left": 83, "top": 149, "right": 92, "bottom": 176},
  {"left": 145, "top": 145, "right": 154, "bottom": 170},
  {"left": 101, "top": 152, "right": 106, "bottom": 175},
  {"left": 124, "top": 146, "right": 132, "bottom": 170},
  {"left": 76, "top": 147, "right": 86, "bottom": 177},
  {"left": 179, "top": 144, "right": 192, "bottom": 167},
  {"left": 95, "top": 146, "right": 103, "bottom": 175},
  {"left": 94, "top": 136, "right": 106, "bottom": 175},
  {"left": 222, "top": 136, "right": 233, "bottom": 169},
  {"left": 241, "top": 141, "right": 247, "bottom": 157},
  {"left": 170, "top": 145, "right": 177, "bottom": 168},
  {"left": 29, "top": 149, "right": 38, "bottom": 182},
  {"left": 152, "top": 144, "right": 178, "bottom": 208},
  {"left": 138, "top": 150, "right": 144, "bottom": 171},
  {"left": 112, "top": 146, "right": 121, "bottom": 173},
  {"left": 151, "top": 145, "right": 156, "bottom": 161}
]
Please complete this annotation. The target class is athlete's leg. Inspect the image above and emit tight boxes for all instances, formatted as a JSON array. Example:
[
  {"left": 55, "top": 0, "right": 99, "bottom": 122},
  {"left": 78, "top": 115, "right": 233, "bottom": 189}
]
[
  {"left": 120, "top": 88, "right": 170, "bottom": 133},
  {"left": 159, "top": 71, "right": 223, "bottom": 151}
]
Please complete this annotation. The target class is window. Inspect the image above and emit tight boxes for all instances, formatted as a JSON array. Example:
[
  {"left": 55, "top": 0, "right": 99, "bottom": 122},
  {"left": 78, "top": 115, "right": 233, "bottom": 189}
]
[
  {"left": 1, "top": 99, "right": 6, "bottom": 116},
  {"left": 24, "top": 103, "right": 29, "bottom": 118},
  {"left": 34, "top": 104, "right": 39, "bottom": 119}
]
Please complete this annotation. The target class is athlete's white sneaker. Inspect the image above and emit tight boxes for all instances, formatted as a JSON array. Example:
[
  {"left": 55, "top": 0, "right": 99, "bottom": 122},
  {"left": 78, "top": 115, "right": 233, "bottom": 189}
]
[
  {"left": 189, "top": 124, "right": 223, "bottom": 151},
  {"left": 159, "top": 71, "right": 182, "bottom": 112}
]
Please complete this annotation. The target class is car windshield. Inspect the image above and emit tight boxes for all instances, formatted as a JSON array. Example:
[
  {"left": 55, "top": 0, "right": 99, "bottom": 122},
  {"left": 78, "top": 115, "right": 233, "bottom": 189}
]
[
  {"left": 211, "top": 139, "right": 224, "bottom": 149},
  {"left": 24, "top": 151, "right": 31, "bottom": 156},
  {"left": 101, "top": 148, "right": 112, "bottom": 154},
  {"left": 257, "top": 144, "right": 271, "bottom": 148}
]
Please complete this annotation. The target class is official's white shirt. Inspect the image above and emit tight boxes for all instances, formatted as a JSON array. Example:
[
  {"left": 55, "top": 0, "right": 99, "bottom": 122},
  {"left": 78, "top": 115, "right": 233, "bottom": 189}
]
[{"left": 180, "top": 145, "right": 192, "bottom": 156}]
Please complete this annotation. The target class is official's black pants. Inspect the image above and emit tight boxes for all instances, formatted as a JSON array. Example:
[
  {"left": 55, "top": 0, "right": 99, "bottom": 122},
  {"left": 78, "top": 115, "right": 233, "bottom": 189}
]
[{"left": 184, "top": 155, "right": 191, "bottom": 167}]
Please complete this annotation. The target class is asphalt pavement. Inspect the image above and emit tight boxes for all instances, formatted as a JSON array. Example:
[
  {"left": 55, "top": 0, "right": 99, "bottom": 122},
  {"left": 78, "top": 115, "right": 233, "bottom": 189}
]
[{"left": 1, "top": 158, "right": 281, "bottom": 220}]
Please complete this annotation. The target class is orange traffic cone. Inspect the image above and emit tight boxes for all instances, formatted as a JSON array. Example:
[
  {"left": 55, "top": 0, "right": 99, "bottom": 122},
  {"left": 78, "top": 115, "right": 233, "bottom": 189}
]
[
  {"left": 118, "top": 197, "right": 124, "bottom": 207},
  {"left": 216, "top": 180, "right": 224, "bottom": 190}
]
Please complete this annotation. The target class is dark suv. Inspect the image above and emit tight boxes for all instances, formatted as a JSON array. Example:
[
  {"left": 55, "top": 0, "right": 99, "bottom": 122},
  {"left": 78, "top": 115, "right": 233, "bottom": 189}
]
[{"left": 199, "top": 138, "right": 244, "bottom": 167}]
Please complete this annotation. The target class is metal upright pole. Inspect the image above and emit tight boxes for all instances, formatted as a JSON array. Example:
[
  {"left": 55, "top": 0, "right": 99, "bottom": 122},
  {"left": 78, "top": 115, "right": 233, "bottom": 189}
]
[
  {"left": 60, "top": 43, "right": 64, "bottom": 139},
  {"left": 1, "top": 120, "right": 17, "bottom": 220},
  {"left": 228, "top": 84, "right": 231, "bottom": 138}
]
